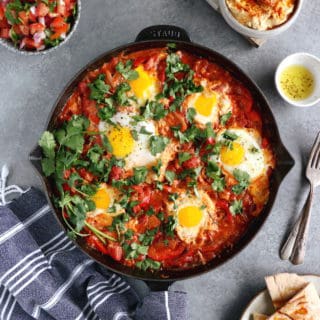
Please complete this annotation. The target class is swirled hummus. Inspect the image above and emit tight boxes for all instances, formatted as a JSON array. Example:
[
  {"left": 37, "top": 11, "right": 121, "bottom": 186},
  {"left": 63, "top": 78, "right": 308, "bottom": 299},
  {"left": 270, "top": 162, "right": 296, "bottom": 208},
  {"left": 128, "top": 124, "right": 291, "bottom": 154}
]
[{"left": 226, "top": 0, "right": 296, "bottom": 31}]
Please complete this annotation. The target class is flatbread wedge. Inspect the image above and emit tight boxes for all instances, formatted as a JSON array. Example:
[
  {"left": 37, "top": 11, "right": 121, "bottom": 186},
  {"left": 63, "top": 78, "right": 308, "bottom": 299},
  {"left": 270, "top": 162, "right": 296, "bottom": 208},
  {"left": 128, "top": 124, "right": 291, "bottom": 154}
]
[
  {"left": 267, "top": 283, "right": 320, "bottom": 320},
  {"left": 265, "top": 273, "right": 309, "bottom": 309},
  {"left": 253, "top": 313, "right": 268, "bottom": 320}
]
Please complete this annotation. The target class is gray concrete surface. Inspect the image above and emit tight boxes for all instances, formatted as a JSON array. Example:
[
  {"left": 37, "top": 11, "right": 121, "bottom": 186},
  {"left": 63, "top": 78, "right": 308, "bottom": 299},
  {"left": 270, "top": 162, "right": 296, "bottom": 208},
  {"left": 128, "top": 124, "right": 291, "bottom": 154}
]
[{"left": 1, "top": 1, "right": 320, "bottom": 319}]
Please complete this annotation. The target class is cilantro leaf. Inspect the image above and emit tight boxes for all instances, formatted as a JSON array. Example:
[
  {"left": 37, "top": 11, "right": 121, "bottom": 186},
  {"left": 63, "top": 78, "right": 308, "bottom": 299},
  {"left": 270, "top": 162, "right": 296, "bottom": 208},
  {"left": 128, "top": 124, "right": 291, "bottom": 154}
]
[
  {"left": 165, "top": 170, "right": 176, "bottom": 185},
  {"left": 115, "top": 60, "right": 139, "bottom": 80},
  {"left": 232, "top": 169, "right": 250, "bottom": 194},
  {"left": 125, "top": 242, "right": 149, "bottom": 259},
  {"left": 113, "top": 82, "right": 131, "bottom": 106},
  {"left": 136, "top": 258, "right": 161, "bottom": 271},
  {"left": 206, "top": 160, "right": 225, "bottom": 192},
  {"left": 186, "top": 108, "right": 196, "bottom": 123},
  {"left": 178, "top": 152, "right": 191, "bottom": 165},
  {"left": 39, "top": 131, "right": 56, "bottom": 159},
  {"left": 220, "top": 112, "right": 232, "bottom": 126},
  {"left": 223, "top": 130, "right": 238, "bottom": 141},
  {"left": 141, "top": 101, "right": 168, "bottom": 120},
  {"left": 41, "top": 157, "right": 55, "bottom": 177},
  {"left": 88, "top": 74, "right": 110, "bottom": 103},
  {"left": 229, "top": 200, "right": 243, "bottom": 215},
  {"left": 131, "top": 167, "right": 148, "bottom": 185},
  {"left": 164, "top": 216, "right": 177, "bottom": 237},
  {"left": 149, "top": 136, "right": 169, "bottom": 156}
]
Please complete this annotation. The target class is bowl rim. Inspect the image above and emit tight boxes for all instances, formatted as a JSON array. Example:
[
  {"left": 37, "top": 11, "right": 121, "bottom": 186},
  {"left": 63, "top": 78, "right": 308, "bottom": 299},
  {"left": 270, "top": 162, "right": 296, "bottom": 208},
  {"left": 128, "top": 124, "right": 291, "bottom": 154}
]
[
  {"left": 218, "top": 0, "right": 304, "bottom": 39},
  {"left": 274, "top": 52, "right": 320, "bottom": 107},
  {"left": 0, "top": 0, "right": 81, "bottom": 56}
]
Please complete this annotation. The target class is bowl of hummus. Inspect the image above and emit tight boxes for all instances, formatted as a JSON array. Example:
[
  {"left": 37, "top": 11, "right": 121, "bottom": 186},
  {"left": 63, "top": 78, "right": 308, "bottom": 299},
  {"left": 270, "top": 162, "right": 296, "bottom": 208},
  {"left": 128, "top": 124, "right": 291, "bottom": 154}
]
[{"left": 219, "top": 0, "right": 303, "bottom": 39}]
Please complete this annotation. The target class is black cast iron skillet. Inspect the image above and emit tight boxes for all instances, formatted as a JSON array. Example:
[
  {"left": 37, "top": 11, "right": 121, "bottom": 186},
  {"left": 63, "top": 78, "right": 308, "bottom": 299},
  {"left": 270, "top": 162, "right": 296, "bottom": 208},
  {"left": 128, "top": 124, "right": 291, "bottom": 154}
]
[{"left": 29, "top": 25, "right": 295, "bottom": 291}]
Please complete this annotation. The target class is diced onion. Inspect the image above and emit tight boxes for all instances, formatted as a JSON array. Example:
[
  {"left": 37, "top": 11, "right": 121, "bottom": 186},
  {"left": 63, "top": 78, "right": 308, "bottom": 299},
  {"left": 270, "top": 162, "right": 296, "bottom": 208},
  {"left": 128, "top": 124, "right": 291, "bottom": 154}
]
[
  {"left": 30, "top": 6, "right": 36, "bottom": 15},
  {"left": 33, "top": 31, "right": 46, "bottom": 44}
]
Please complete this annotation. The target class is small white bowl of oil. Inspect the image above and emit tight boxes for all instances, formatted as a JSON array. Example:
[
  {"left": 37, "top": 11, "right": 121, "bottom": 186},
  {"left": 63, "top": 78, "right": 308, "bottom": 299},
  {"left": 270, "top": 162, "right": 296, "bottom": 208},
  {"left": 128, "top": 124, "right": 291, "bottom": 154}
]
[{"left": 275, "top": 53, "right": 320, "bottom": 107}]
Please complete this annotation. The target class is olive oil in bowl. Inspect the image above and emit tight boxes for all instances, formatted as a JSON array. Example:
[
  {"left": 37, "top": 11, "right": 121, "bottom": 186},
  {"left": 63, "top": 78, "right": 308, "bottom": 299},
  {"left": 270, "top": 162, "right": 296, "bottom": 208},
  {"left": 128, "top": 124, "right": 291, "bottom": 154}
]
[{"left": 279, "top": 65, "right": 315, "bottom": 101}]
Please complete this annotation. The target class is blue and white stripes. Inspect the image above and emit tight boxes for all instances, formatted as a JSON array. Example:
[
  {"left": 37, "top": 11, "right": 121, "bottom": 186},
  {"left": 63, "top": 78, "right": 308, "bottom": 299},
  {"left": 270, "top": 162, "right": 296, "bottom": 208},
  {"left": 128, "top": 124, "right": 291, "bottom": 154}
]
[{"left": 0, "top": 187, "right": 187, "bottom": 320}]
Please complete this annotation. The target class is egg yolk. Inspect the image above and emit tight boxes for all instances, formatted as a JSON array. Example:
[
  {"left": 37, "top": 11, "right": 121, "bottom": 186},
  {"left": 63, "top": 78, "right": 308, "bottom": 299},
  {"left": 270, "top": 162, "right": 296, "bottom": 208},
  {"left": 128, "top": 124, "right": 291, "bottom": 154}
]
[
  {"left": 92, "top": 188, "right": 110, "bottom": 210},
  {"left": 220, "top": 142, "right": 245, "bottom": 166},
  {"left": 194, "top": 93, "right": 217, "bottom": 117},
  {"left": 129, "top": 66, "right": 158, "bottom": 102},
  {"left": 178, "top": 206, "right": 203, "bottom": 228},
  {"left": 107, "top": 126, "right": 134, "bottom": 158}
]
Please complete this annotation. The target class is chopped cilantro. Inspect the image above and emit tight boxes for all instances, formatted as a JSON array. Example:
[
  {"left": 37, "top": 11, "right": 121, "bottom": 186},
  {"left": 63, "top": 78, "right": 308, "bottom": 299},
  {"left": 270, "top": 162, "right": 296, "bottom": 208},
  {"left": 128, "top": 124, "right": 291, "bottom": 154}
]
[
  {"left": 178, "top": 152, "right": 192, "bottom": 165},
  {"left": 165, "top": 170, "right": 176, "bottom": 185},
  {"left": 232, "top": 169, "right": 250, "bottom": 194},
  {"left": 115, "top": 60, "right": 139, "bottom": 80},
  {"left": 220, "top": 112, "right": 232, "bottom": 126},
  {"left": 149, "top": 136, "right": 169, "bottom": 156},
  {"left": 136, "top": 258, "right": 161, "bottom": 271},
  {"left": 229, "top": 200, "right": 243, "bottom": 215}
]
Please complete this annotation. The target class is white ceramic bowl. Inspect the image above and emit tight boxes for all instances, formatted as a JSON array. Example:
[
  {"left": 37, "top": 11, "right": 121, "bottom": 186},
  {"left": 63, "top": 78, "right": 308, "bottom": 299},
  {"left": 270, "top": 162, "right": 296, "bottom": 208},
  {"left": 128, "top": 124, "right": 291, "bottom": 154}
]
[
  {"left": 275, "top": 52, "right": 320, "bottom": 107},
  {"left": 218, "top": 0, "right": 304, "bottom": 39},
  {"left": 0, "top": 0, "right": 81, "bottom": 56}
]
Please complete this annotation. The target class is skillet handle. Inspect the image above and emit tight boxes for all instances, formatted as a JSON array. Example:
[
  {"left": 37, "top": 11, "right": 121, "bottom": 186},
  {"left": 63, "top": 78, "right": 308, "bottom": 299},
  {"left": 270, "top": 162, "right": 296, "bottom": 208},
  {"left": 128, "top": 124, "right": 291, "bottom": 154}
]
[
  {"left": 145, "top": 281, "right": 172, "bottom": 292},
  {"left": 135, "top": 25, "right": 191, "bottom": 42}
]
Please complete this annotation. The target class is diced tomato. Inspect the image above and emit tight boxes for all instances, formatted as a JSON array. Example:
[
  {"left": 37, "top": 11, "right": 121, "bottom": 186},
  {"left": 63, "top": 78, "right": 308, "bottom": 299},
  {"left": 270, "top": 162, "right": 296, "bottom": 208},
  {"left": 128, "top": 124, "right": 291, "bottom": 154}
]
[
  {"left": 36, "top": 3, "right": 49, "bottom": 17},
  {"left": 82, "top": 98, "right": 99, "bottom": 124},
  {"left": 182, "top": 156, "right": 201, "bottom": 169},
  {"left": 109, "top": 166, "right": 124, "bottom": 181},
  {"left": 0, "top": 28, "right": 9, "bottom": 39},
  {"left": 132, "top": 185, "right": 151, "bottom": 210},
  {"left": 157, "top": 59, "right": 166, "bottom": 83},
  {"left": 217, "top": 199, "right": 233, "bottom": 222},
  {"left": 78, "top": 81, "right": 89, "bottom": 95},
  {"left": 30, "top": 23, "right": 45, "bottom": 35},
  {"left": 18, "top": 11, "right": 28, "bottom": 25},
  {"left": 23, "top": 37, "right": 41, "bottom": 49},
  {"left": 19, "top": 24, "right": 29, "bottom": 36},
  {"left": 133, "top": 56, "right": 146, "bottom": 68},
  {"left": 247, "top": 110, "right": 262, "bottom": 127},
  {"left": 261, "top": 138, "right": 269, "bottom": 148},
  {"left": 148, "top": 238, "right": 185, "bottom": 261},
  {"left": 0, "top": 18, "right": 10, "bottom": 29},
  {"left": 50, "top": 16, "right": 65, "bottom": 29},
  {"left": 87, "top": 235, "right": 108, "bottom": 255},
  {"left": 146, "top": 215, "right": 161, "bottom": 230},
  {"left": 78, "top": 168, "right": 95, "bottom": 182},
  {"left": 29, "top": 11, "right": 37, "bottom": 23},
  {"left": 107, "top": 243, "right": 123, "bottom": 261},
  {"left": 62, "top": 182, "right": 71, "bottom": 192},
  {"left": 63, "top": 169, "right": 71, "bottom": 179},
  {"left": 57, "top": 1, "right": 67, "bottom": 17},
  {"left": 0, "top": 6, "right": 4, "bottom": 20}
]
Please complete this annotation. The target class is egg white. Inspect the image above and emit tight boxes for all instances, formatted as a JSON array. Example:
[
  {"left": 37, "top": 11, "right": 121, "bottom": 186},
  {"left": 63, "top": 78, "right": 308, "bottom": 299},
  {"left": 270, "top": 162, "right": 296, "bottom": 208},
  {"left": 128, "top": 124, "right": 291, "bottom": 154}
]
[
  {"left": 99, "top": 111, "right": 159, "bottom": 170},
  {"left": 217, "top": 128, "right": 266, "bottom": 180},
  {"left": 185, "top": 80, "right": 232, "bottom": 126},
  {"left": 167, "top": 191, "right": 216, "bottom": 244}
]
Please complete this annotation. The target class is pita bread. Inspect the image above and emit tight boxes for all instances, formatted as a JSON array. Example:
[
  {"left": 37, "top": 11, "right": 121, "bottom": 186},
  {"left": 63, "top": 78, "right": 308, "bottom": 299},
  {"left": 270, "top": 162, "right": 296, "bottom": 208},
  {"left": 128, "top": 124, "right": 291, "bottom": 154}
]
[
  {"left": 265, "top": 273, "right": 308, "bottom": 309},
  {"left": 267, "top": 283, "right": 320, "bottom": 320},
  {"left": 253, "top": 313, "right": 268, "bottom": 320}
]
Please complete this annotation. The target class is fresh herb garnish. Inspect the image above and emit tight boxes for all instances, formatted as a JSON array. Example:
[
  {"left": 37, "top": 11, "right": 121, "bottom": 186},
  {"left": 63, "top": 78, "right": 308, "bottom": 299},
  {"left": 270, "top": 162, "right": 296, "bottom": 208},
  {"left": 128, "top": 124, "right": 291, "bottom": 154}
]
[
  {"left": 232, "top": 169, "right": 250, "bottom": 194},
  {"left": 136, "top": 258, "right": 161, "bottom": 271},
  {"left": 165, "top": 170, "right": 176, "bottom": 185},
  {"left": 220, "top": 112, "right": 232, "bottom": 126},
  {"left": 116, "top": 60, "right": 139, "bottom": 80},
  {"left": 149, "top": 135, "right": 169, "bottom": 156},
  {"left": 131, "top": 167, "right": 148, "bottom": 185},
  {"left": 178, "top": 152, "right": 192, "bottom": 165},
  {"left": 229, "top": 200, "right": 243, "bottom": 215}
]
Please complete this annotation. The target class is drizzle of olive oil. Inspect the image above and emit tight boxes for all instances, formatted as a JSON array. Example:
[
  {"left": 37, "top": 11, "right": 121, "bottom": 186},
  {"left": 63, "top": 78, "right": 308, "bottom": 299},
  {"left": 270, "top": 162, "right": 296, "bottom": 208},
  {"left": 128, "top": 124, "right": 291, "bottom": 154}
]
[{"left": 280, "top": 65, "right": 315, "bottom": 101}]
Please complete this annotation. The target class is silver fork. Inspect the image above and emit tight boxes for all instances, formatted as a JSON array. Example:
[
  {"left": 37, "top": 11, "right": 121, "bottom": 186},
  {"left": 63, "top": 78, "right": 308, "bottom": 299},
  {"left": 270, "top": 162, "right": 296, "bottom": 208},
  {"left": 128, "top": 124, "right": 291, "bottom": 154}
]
[{"left": 280, "top": 132, "right": 320, "bottom": 265}]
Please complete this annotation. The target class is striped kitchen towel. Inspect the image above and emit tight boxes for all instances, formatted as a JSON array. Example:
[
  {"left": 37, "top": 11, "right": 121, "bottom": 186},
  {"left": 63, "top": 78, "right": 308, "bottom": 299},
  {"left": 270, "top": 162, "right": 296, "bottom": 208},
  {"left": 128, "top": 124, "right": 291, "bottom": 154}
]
[{"left": 0, "top": 186, "right": 187, "bottom": 320}]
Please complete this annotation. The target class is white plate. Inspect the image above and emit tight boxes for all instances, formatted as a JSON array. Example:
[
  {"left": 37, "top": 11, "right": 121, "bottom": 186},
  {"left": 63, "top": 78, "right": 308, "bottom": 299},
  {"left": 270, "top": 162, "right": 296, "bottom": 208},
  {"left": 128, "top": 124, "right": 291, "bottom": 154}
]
[{"left": 241, "top": 275, "right": 320, "bottom": 320}]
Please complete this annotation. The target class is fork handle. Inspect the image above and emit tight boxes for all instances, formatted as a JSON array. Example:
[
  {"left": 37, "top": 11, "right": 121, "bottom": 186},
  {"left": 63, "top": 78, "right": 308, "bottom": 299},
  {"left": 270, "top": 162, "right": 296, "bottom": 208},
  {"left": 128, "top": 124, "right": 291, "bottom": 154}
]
[
  {"left": 280, "top": 214, "right": 302, "bottom": 260},
  {"left": 290, "top": 184, "right": 314, "bottom": 265}
]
